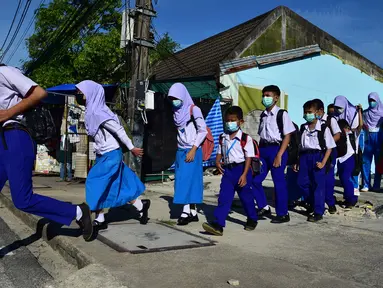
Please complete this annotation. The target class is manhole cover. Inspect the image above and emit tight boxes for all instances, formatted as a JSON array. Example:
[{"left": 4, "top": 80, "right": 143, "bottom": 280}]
[{"left": 97, "top": 222, "right": 215, "bottom": 254}]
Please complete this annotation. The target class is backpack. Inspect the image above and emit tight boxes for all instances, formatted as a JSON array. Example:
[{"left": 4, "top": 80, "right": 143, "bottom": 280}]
[
  {"left": 219, "top": 132, "right": 261, "bottom": 175},
  {"left": 349, "top": 133, "right": 362, "bottom": 176},
  {"left": 336, "top": 112, "right": 357, "bottom": 157},
  {"left": 189, "top": 105, "right": 214, "bottom": 161},
  {"left": 275, "top": 109, "right": 300, "bottom": 166}
]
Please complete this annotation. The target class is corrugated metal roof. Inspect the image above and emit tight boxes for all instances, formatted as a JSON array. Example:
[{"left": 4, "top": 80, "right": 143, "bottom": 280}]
[{"left": 220, "top": 44, "right": 321, "bottom": 75}]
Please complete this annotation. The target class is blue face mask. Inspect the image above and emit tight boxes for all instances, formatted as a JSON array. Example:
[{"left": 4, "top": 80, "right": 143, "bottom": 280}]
[
  {"left": 304, "top": 113, "right": 316, "bottom": 123},
  {"left": 172, "top": 100, "right": 182, "bottom": 109},
  {"left": 262, "top": 96, "right": 274, "bottom": 108},
  {"left": 225, "top": 121, "right": 239, "bottom": 133},
  {"left": 369, "top": 101, "right": 377, "bottom": 108}
]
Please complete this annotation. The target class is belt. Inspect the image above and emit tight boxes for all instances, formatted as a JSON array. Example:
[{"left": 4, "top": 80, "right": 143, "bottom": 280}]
[
  {"left": 300, "top": 149, "right": 322, "bottom": 155},
  {"left": 259, "top": 141, "right": 280, "bottom": 148},
  {"left": 223, "top": 162, "right": 245, "bottom": 169}
]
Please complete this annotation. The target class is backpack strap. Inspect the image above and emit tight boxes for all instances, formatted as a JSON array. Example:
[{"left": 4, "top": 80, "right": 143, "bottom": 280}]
[
  {"left": 318, "top": 123, "right": 327, "bottom": 151},
  {"left": 187, "top": 104, "right": 197, "bottom": 130},
  {"left": 299, "top": 124, "right": 305, "bottom": 135},
  {"left": 349, "top": 133, "right": 357, "bottom": 153},
  {"left": 326, "top": 115, "right": 335, "bottom": 135},
  {"left": 240, "top": 132, "right": 248, "bottom": 151},
  {"left": 276, "top": 109, "right": 286, "bottom": 138}
]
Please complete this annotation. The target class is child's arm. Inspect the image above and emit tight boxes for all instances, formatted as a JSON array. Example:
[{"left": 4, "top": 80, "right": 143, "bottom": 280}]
[
  {"left": 186, "top": 111, "right": 208, "bottom": 162},
  {"left": 317, "top": 148, "right": 332, "bottom": 169},
  {"left": 316, "top": 127, "right": 336, "bottom": 169}
]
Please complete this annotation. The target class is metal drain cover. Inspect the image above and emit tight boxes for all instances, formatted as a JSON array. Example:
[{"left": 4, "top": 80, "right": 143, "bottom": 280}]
[{"left": 97, "top": 222, "right": 215, "bottom": 254}]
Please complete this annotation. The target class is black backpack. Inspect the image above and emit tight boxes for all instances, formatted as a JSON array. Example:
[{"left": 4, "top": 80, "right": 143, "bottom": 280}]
[
  {"left": 336, "top": 112, "right": 357, "bottom": 157},
  {"left": 349, "top": 133, "right": 362, "bottom": 176},
  {"left": 276, "top": 109, "right": 300, "bottom": 166}
]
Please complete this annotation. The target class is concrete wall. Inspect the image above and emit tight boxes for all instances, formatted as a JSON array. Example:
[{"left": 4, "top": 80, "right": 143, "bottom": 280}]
[{"left": 222, "top": 54, "right": 383, "bottom": 126}]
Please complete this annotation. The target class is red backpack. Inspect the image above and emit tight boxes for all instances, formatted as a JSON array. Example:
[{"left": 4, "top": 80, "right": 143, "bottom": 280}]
[{"left": 189, "top": 105, "right": 215, "bottom": 161}]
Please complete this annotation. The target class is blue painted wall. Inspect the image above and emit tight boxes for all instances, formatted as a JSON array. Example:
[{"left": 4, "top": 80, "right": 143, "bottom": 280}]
[{"left": 236, "top": 54, "right": 383, "bottom": 125}]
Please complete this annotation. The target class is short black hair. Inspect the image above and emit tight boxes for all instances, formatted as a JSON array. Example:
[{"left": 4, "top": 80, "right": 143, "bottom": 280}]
[
  {"left": 303, "top": 100, "right": 315, "bottom": 110},
  {"left": 338, "top": 119, "right": 350, "bottom": 130},
  {"left": 312, "top": 99, "right": 324, "bottom": 110},
  {"left": 327, "top": 104, "right": 335, "bottom": 110},
  {"left": 262, "top": 85, "right": 281, "bottom": 96},
  {"left": 225, "top": 106, "right": 243, "bottom": 120}
]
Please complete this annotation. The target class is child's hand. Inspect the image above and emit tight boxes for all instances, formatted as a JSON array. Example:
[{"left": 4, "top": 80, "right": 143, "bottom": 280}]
[
  {"left": 316, "top": 161, "right": 325, "bottom": 169},
  {"left": 238, "top": 174, "right": 247, "bottom": 187},
  {"left": 131, "top": 148, "right": 144, "bottom": 158},
  {"left": 293, "top": 164, "right": 299, "bottom": 172},
  {"left": 216, "top": 162, "right": 225, "bottom": 175},
  {"left": 185, "top": 149, "right": 196, "bottom": 162},
  {"left": 273, "top": 155, "right": 282, "bottom": 168}
]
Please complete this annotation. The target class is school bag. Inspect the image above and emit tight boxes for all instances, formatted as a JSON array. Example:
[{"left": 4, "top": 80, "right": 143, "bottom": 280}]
[
  {"left": 189, "top": 105, "right": 214, "bottom": 161},
  {"left": 219, "top": 132, "right": 261, "bottom": 175},
  {"left": 349, "top": 133, "right": 362, "bottom": 176},
  {"left": 336, "top": 112, "right": 357, "bottom": 157},
  {"left": 276, "top": 109, "right": 300, "bottom": 166}
]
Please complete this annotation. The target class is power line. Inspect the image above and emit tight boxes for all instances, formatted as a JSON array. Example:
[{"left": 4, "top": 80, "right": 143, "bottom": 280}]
[
  {"left": 0, "top": 0, "right": 22, "bottom": 54},
  {"left": 1, "top": 0, "right": 33, "bottom": 62},
  {"left": 6, "top": 0, "right": 47, "bottom": 64}
]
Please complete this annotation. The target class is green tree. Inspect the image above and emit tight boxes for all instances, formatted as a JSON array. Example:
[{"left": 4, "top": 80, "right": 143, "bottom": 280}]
[
  {"left": 24, "top": 0, "right": 124, "bottom": 88},
  {"left": 150, "top": 32, "right": 181, "bottom": 65}
]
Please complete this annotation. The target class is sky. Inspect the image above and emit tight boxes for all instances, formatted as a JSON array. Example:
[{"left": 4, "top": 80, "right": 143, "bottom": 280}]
[{"left": 0, "top": 0, "right": 382, "bottom": 68}]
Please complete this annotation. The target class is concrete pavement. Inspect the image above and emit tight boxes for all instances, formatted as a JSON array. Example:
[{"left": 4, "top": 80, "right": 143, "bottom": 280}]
[{"left": 1, "top": 174, "right": 383, "bottom": 288}]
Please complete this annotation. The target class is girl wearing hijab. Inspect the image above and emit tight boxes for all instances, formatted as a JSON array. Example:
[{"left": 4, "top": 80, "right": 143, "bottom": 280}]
[
  {"left": 334, "top": 96, "right": 362, "bottom": 208},
  {"left": 76, "top": 80, "right": 150, "bottom": 230},
  {"left": 360, "top": 92, "right": 383, "bottom": 192},
  {"left": 168, "top": 83, "right": 207, "bottom": 226}
]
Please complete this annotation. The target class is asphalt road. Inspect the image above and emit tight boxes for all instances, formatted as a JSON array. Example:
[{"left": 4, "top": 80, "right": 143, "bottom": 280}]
[{"left": 0, "top": 216, "right": 52, "bottom": 288}]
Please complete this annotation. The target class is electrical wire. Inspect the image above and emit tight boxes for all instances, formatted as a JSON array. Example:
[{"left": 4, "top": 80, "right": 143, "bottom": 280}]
[{"left": 0, "top": 0, "right": 22, "bottom": 54}]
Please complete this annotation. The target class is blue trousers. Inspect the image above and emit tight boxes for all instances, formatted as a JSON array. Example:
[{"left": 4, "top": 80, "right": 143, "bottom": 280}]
[
  {"left": 338, "top": 156, "right": 358, "bottom": 205},
  {"left": 253, "top": 146, "right": 288, "bottom": 216},
  {"left": 214, "top": 166, "right": 257, "bottom": 227},
  {"left": 298, "top": 152, "right": 326, "bottom": 215},
  {"left": 287, "top": 166, "right": 301, "bottom": 202},
  {"left": 362, "top": 131, "right": 382, "bottom": 190},
  {"left": 0, "top": 130, "right": 76, "bottom": 226},
  {"left": 325, "top": 149, "right": 337, "bottom": 207}
]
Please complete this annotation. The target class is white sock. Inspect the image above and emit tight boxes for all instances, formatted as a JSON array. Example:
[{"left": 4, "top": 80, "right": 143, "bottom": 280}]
[
  {"left": 264, "top": 205, "right": 270, "bottom": 210},
  {"left": 76, "top": 206, "right": 83, "bottom": 221},
  {"left": 190, "top": 209, "right": 197, "bottom": 216},
  {"left": 182, "top": 204, "right": 190, "bottom": 217},
  {"left": 133, "top": 199, "right": 143, "bottom": 216},
  {"left": 95, "top": 213, "right": 105, "bottom": 223}
]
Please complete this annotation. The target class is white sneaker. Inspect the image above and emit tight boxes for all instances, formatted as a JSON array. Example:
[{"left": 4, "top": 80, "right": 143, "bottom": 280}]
[
  {"left": 354, "top": 188, "right": 360, "bottom": 196},
  {"left": 360, "top": 187, "right": 369, "bottom": 192}
]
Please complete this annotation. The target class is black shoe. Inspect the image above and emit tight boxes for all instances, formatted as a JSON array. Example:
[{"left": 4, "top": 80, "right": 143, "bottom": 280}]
[
  {"left": 93, "top": 220, "right": 108, "bottom": 231},
  {"left": 328, "top": 206, "right": 337, "bottom": 214},
  {"left": 202, "top": 222, "right": 224, "bottom": 236},
  {"left": 342, "top": 201, "right": 355, "bottom": 209},
  {"left": 257, "top": 207, "right": 272, "bottom": 217},
  {"left": 139, "top": 199, "right": 151, "bottom": 225},
  {"left": 271, "top": 214, "right": 290, "bottom": 224},
  {"left": 77, "top": 203, "right": 93, "bottom": 241},
  {"left": 307, "top": 213, "right": 323, "bottom": 222},
  {"left": 177, "top": 213, "right": 199, "bottom": 226},
  {"left": 244, "top": 218, "right": 258, "bottom": 231}
]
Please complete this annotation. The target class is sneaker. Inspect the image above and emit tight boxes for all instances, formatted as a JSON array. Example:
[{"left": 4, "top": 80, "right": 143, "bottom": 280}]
[
  {"left": 244, "top": 219, "right": 258, "bottom": 231},
  {"left": 77, "top": 203, "right": 93, "bottom": 242},
  {"left": 354, "top": 188, "right": 360, "bottom": 196},
  {"left": 139, "top": 199, "right": 151, "bottom": 225},
  {"left": 93, "top": 220, "right": 108, "bottom": 231},
  {"left": 341, "top": 201, "right": 355, "bottom": 209},
  {"left": 177, "top": 213, "right": 198, "bottom": 226},
  {"left": 202, "top": 222, "right": 224, "bottom": 236},
  {"left": 257, "top": 207, "right": 272, "bottom": 217},
  {"left": 328, "top": 206, "right": 337, "bottom": 214},
  {"left": 271, "top": 214, "right": 290, "bottom": 224},
  {"left": 360, "top": 187, "right": 369, "bottom": 192},
  {"left": 307, "top": 213, "right": 323, "bottom": 222}
]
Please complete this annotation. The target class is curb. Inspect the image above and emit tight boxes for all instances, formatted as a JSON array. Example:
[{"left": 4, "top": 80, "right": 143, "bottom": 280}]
[{"left": 0, "top": 193, "right": 96, "bottom": 269}]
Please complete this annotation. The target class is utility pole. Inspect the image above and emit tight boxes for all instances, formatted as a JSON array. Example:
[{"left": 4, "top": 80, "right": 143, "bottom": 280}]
[{"left": 127, "top": 0, "right": 155, "bottom": 179}]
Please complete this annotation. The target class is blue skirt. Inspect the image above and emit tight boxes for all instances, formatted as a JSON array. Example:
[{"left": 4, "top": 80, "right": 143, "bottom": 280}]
[
  {"left": 174, "top": 148, "right": 203, "bottom": 204},
  {"left": 86, "top": 149, "right": 145, "bottom": 211}
]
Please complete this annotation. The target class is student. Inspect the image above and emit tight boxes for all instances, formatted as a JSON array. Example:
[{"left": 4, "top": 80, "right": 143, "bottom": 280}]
[
  {"left": 312, "top": 99, "right": 341, "bottom": 214},
  {"left": 168, "top": 83, "right": 207, "bottom": 226},
  {"left": 253, "top": 85, "right": 295, "bottom": 223},
  {"left": 351, "top": 104, "right": 364, "bottom": 193},
  {"left": 361, "top": 93, "right": 383, "bottom": 192},
  {"left": 76, "top": 80, "right": 150, "bottom": 230},
  {"left": 202, "top": 106, "right": 258, "bottom": 236},
  {"left": 296, "top": 101, "right": 335, "bottom": 222},
  {"left": 0, "top": 65, "right": 93, "bottom": 241},
  {"left": 334, "top": 96, "right": 360, "bottom": 207}
]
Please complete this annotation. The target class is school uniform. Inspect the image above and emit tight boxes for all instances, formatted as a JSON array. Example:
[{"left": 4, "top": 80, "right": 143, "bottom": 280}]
[
  {"left": 298, "top": 121, "right": 336, "bottom": 216},
  {"left": 253, "top": 106, "right": 295, "bottom": 217},
  {"left": 321, "top": 114, "right": 341, "bottom": 208},
  {"left": 174, "top": 106, "right": 207, "bottom": 204},
  {"left": 214, "top": 129, "right": 258, "bottom": 227},
  {"left": 0, "top": 66, "right": 76, "bottom": 226}
]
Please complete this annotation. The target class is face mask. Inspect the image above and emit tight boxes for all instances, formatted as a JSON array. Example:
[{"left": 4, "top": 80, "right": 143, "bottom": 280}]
[
  {"left": 336, "top": 107, "right": 344, "bottom": 115},
  {"left": 369, "top": 101, "right": 377, "bottom": 108},
  {"left": 262, "top": 96, "right": 274, "bottom": 108},
  {"left": 172, "top": 100, "right": 182, "bottom": 109},
  {"left": 225, "top": 121, "right": 239, "bottom": 133},
  {"left": 304, "top": 113, "right": 316, "bottom": 123}
]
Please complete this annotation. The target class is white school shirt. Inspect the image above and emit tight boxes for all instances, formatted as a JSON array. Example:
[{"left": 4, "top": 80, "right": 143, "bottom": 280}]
[
  {"left": 93, "top": 119, "right": 134, "bottom": 155},
  {"left": 0, "top": 66, "right": 37, "bottom": 126},
  {"left": 217, "top": 129, "right": 255, "bottom": 164},
  {"left": 322, "top": 113, "right": 341, "bottom": 135},
  {"left": 258, "top": 106, "right": 295, "bottom": 143},
  {"left": 300, "top": 121, "right": 336, "bottom": 151},
  {"left": 177, "top": 106, "right": 208, "bottom": 149},
  {"left": 338, "top": 116, "right": 360, "bottom": 163}
]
